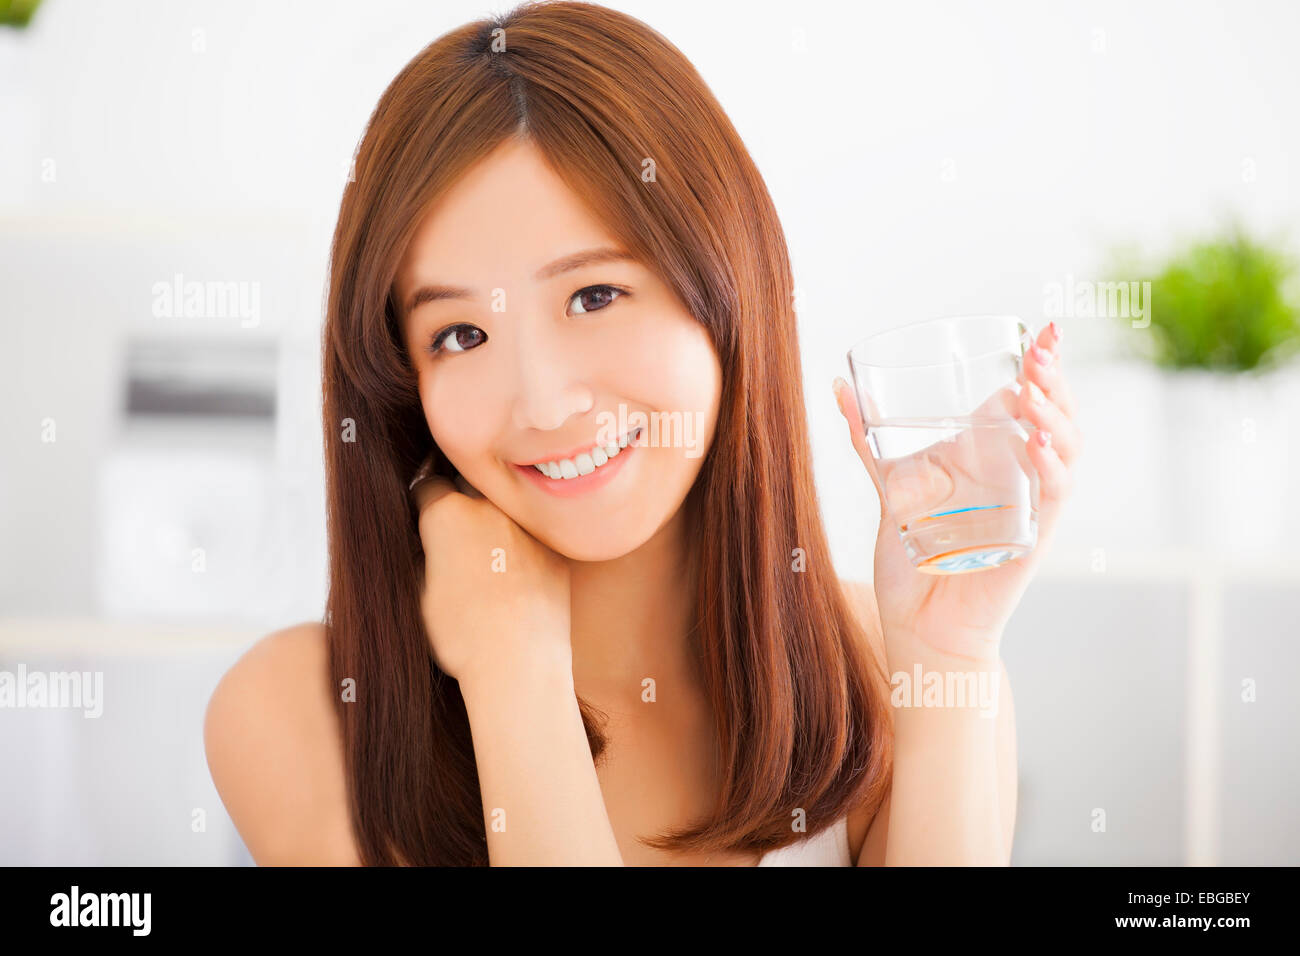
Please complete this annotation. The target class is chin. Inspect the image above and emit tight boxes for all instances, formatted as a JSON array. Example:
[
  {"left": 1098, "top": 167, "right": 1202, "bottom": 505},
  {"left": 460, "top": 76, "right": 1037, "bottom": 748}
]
[
  {"left": 531, "top": 525, "right": 650, "bottom": 563},
  {"left": 519, "top": 508, "right": 664, "bottom": 563}
]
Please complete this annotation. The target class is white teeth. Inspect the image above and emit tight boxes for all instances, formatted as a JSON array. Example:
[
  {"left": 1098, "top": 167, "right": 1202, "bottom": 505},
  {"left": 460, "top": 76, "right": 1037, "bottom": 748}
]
[{"left": 530, "top": 429, "right": 637, "bottom": 481}]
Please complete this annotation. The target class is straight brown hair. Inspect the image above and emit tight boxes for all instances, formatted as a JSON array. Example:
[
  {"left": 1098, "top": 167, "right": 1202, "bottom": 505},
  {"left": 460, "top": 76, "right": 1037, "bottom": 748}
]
[{"left": 322, "top": 0, "right": 892, "bottom": 865}]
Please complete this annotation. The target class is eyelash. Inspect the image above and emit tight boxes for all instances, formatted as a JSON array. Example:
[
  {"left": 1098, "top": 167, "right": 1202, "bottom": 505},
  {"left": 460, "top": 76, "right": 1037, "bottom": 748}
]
[{"left": 424, "top": 284, "right": 629, "bottom": 357}]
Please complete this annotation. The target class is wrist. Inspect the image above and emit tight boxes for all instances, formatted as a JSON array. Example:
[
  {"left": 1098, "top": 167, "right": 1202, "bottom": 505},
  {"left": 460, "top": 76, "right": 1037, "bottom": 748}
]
[
  {"left": 458, "top": 647, "right": 574, "bottom": 706},
  {"left": 882, "top": 629, "right": 1006, "bottom": 736},
  {"left": 884, "top": 626, "right": 1003, "bottom": 671}
]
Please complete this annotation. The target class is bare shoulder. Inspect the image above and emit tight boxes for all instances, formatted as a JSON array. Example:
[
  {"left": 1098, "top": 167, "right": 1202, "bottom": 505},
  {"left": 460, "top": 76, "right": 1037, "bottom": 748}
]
[
  {"left": 203, "top": 621, "right": 360, "bottom": 866},
  {"left": 837, "top": 577, "right": 892, "bottom": 864}
]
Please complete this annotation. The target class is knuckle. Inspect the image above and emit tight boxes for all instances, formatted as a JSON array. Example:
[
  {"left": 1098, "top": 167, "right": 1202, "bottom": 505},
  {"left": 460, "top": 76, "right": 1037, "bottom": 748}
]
[{"left": 418, "top": 492, "right": 460, "bottom": 539}]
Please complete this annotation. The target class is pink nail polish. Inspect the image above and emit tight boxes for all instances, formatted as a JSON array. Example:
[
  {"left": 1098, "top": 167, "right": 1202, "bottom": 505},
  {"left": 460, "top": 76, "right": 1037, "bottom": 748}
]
[
  {"left": 1037, "top": 429, "right": 1052, "bottom": 447},
  {"left": 1049, "top": 321, "right": 1061, "bottom": 342},
  {"left": 1033, "top": 344, "right": 1051, "bottom": 365}
]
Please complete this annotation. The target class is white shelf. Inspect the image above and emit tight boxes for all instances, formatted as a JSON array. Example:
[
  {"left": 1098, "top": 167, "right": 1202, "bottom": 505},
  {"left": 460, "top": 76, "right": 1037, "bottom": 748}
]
[{"left": 0, "top": 617, "right": 260, "bottom": 656}]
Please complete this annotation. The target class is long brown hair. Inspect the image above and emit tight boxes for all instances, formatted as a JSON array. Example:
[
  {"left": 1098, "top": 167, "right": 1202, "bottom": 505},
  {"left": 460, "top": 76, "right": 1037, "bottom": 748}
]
[{"left": 322, "top": 0, "right": 892, "bottom": 865}]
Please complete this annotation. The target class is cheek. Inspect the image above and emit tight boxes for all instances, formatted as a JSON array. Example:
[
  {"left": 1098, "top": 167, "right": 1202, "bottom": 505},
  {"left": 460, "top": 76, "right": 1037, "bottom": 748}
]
[
  {"left": 611, "top": 316, "right": 721, "bottom": 421},
  {"left": 419, "top": 367, "right": 496, "bottom": 465},
  {"left": 598, "top": 315, "right": 721, "bottom": 482}
]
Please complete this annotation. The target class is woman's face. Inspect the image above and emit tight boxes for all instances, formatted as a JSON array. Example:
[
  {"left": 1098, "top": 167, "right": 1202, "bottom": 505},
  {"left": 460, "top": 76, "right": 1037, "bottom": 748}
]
[{"left": 395, "top": 136, "right": 722, "bottom": 562}]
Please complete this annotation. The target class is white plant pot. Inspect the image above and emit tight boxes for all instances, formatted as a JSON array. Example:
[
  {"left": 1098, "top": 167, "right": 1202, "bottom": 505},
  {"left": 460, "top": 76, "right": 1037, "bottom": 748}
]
[{"left": 1160, "top": 366, "right": 1297, "bottom": 560}]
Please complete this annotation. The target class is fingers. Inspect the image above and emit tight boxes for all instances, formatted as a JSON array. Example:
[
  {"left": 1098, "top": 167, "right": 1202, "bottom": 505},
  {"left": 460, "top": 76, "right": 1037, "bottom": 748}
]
[
  {"left": 1020, "top": 378, "right": 1083, "bottom": 466},
  {"left": 453, "top": 473, "right": 486, "bottom": 499},
  {"left": 1026, "top": 426, "right": 1072, "bottom": 502},
  {"left": 1019, "top": 321, "right": 1082, "bottom": 467},
  {"left": 1023, "top": 322, "right": 1076, "bottom": 419},
  {"left": 832, "top": 376, "right": 888, "bottom": 516},
  {"left": 410, "top": 450, "right": 484, "bottom": 510},
  {"left": 412, "top": 473, "right": 456, "bottom": 514}
]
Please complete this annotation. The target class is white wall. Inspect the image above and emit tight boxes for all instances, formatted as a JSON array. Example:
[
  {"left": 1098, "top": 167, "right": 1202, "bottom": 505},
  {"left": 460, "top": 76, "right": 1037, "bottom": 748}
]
[{"left": 2, "top": 0, "right": 1297, "bottom": 865}]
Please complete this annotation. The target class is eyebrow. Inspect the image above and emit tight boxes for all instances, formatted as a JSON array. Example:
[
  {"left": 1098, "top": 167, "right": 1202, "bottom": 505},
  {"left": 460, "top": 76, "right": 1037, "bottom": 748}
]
[{"left": 404, "top": 246, "right": 638, "bottom": 314}]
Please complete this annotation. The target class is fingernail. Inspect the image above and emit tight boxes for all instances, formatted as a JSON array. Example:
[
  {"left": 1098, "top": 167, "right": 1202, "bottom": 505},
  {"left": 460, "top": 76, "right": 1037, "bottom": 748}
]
[
  {"left": 1049, "top": 321, "right": 1062, "bottom": 343},
  {"left": 1032, "top": 344, "right": 1051, "bottom": 365},
  {"left": 1036, "top": 429, "right": 1052, "bottom": 447},
  {"left": 832, "top": 376, "right": 847, "bottom": 412}
]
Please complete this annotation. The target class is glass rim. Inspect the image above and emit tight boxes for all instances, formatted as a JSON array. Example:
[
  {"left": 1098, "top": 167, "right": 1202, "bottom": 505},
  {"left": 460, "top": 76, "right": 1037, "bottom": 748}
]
[{"left": 846, "top": 313, "right": 1032, "bottom": 370}]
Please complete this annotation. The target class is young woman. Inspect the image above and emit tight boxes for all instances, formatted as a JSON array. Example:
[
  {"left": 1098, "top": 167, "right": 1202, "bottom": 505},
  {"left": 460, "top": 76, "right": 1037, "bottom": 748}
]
[{"left": 204, "top": 0, "right": 1080, "bottom": 866}]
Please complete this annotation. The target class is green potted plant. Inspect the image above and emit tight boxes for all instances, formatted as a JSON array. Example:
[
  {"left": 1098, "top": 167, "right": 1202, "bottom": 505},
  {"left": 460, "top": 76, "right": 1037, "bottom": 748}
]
[
  {"left": 1118, "top": 227, "right": 1300, "bottom": 373},
  {"left": 0, "top": 0, "right": 44, "bottom": 29},
  {"left": 1111, "top": 226, "right": 1300, "bottom": 556}
]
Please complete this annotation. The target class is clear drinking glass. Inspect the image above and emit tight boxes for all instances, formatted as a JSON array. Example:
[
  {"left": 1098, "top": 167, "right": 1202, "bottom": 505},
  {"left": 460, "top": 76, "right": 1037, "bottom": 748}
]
[{"left": 846, "top": 314, "right": 1039, "bottom": 574}]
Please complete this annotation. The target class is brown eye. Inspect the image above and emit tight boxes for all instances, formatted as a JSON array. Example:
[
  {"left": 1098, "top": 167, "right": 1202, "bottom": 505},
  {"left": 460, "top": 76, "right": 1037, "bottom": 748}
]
[
  {"left": 430, "top": 325, "right": 486, "bottom": 355},
  {"left": 568, "top": 285, "right": 624, "bottom": 315}
]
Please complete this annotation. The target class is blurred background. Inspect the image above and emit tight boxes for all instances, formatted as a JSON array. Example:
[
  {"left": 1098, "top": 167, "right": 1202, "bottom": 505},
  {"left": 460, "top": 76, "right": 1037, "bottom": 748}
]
[{"left": 2, "top": 0, "right": 1297, "bottom": 866}]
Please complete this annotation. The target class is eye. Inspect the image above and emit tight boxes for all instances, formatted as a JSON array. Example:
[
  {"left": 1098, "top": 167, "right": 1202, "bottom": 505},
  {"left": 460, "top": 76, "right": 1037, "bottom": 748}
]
[
  {"left": 567, "top": 284, "right": 627, "bottom": 315},
  {"left": 428, "top": 324, "right": 486, "bottom": 356}
]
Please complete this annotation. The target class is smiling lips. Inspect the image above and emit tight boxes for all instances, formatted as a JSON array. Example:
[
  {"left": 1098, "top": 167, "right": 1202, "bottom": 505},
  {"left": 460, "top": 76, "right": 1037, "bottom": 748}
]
[
  {"left": 521, "top": 426, "right": 642, "bottom": 480},
  {"left": 512, "top": 426, "right": 642, "bottom": 497}
]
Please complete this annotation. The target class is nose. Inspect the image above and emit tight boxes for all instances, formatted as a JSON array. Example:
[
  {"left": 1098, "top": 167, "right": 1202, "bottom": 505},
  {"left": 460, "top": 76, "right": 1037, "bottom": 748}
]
[{"left": 509, "top": 317, "right": 594, "bottom": 432}]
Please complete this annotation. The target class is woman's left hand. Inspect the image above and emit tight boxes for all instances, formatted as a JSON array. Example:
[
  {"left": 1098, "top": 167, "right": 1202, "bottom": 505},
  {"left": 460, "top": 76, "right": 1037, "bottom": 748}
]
[{"left": 834, "top": 321, "right": 1083, "bottom": 662}]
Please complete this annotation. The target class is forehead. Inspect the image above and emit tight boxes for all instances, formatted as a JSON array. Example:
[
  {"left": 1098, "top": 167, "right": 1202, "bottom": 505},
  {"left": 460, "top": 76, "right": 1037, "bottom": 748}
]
[{"left": 398, "top": 137, "right": 620, "bottom": 285}]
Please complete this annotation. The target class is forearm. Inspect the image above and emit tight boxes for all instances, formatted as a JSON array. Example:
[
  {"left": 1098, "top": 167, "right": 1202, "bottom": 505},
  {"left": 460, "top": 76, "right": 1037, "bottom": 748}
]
[
  {"left": 460, "top": 653, "right": 623, "bottom": 866},
  {"left": 883, "top": 632, "right": 1009, "bottom": 866}
]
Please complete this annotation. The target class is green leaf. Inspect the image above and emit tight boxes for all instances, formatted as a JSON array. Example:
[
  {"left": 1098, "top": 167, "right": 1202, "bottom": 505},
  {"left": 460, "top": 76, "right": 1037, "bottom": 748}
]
[
  {"left": 1109, "top": 224, "right": 1300, "bottom": 373},
  {"left": 0, "top": 0, "right": 44, "bottom": 28}
]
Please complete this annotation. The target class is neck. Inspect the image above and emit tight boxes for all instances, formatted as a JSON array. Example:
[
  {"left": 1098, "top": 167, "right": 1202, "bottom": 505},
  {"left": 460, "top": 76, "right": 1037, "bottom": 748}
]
[{"left": 568, "top": 504, "right": 700, "bottom": 703}]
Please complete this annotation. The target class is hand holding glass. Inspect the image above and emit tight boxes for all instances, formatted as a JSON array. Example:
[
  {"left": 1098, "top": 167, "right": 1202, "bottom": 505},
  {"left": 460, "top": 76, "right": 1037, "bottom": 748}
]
[{"left": 846, "top": 314, "right": 1039, "bottom": 574}]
